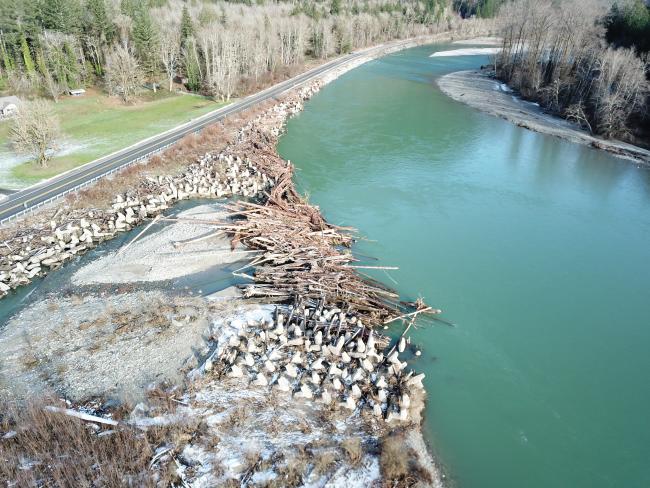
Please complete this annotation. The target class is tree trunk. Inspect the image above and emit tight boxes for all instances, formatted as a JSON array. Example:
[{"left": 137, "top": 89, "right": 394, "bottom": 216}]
[{"left": 38, "top": 150, "right": 48, "bottom": 168}]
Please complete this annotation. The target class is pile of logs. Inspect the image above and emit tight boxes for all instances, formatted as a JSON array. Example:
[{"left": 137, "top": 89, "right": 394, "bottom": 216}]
[
  {"left": 216, "top": 197, "right": 404, "bottom": 323},
  {"left": 215, "top": 86, "right": 436, "bottom": 324},
  {"left": 209, "top": 297, "right": 426, "bottom": 422}
]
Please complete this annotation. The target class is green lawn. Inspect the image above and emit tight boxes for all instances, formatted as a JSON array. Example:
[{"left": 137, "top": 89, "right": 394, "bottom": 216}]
[{"left": 0, "top": 89, "right": 228, "bottom": 184}]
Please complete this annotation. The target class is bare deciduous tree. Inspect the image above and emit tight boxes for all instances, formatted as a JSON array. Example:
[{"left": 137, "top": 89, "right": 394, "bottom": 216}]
[
  {"left": 591, "top": 48, "right": 646, "bottom": 138},
  {"left": 158, "top": 22, "right": 181, "bottom": 92},
  {"left": 1, "top": 0, "right": 503, "bottom": 115},
  {"left": 176, "top": 0, "right": 470, "bottom": 99},
  {"left": 40, "top": 68, "right": 63, "bottom": 102},
  {"left": 7, "top": 71, "right": 40, "bottom": 97},
  {"left": 198, "top": 27, "right": 240, "bottom": 101},
  {"left": 565, "top": 102, "right": 593, "bottom": 133},
  {"left": 496, "top": 0, "right": 648, "bottom": 139},
  {"left": 114, "top": 14, "right": 133, "bottom": 49},
  {"left": 9, "top": 100, "right": 61, "bottom": 168},
  {"left": 104, "top": 45, "right": 143, "bottom": 104}
]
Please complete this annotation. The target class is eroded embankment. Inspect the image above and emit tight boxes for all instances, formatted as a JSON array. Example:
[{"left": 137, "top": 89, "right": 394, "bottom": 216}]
[
  {"left": 0, "top": 40, "right": 457, "bottom": 487},
  {"left": 437, "top": 69, "right": 650, "bottom": 165}
]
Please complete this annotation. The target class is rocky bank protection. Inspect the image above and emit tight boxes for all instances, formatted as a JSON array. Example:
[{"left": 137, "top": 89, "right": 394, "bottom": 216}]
[{"left": 0, "top": 35, "right": 496, "bottom": 486}]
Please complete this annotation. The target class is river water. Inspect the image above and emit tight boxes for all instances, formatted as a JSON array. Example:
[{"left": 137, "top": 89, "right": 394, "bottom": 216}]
[{"left": 278, "top": 44, "right": 650, "bottom": 488}]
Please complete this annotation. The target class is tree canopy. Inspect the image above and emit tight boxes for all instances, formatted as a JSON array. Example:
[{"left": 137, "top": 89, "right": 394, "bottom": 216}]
[
  {"left": 0, "top": 0, "right": 475, "bottom": 103},
  {"left": 604, "top": 0, "right": 650, "bottom": 58}
]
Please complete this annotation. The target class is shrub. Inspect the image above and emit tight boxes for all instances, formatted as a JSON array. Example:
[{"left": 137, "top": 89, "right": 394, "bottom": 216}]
[
  {"left": 0, "top": 398, "right": 157, "bottom": 487},
  {"left": 341, "top": 437, "right": 363, "bottom": 466},
  {"left": 380, "top": 433, "right": 409, "bottom": 482}
]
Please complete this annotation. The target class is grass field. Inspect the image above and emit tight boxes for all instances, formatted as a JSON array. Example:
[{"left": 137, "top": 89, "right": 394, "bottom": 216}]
[{"left": 0, "top": 89, "right": 228, "bottom": 186}]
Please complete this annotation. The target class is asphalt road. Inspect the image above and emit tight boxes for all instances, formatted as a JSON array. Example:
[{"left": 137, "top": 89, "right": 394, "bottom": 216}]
[{"left": 0, "top": 46, "right": 381, "bottom": 224}]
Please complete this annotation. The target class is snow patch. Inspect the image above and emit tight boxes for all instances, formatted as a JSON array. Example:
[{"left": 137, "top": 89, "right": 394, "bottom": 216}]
[
  {"left": 453, "top": 37, "right": 502, "bottom": 46},
  {"left": 327, "top": 456, "right": 381, "bottom": 487},
  {"left": 430, "top": 47, "right": 501, "bottom": 57}
]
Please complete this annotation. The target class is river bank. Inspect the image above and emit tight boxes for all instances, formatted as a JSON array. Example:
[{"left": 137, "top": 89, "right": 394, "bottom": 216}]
[
  {"left": 0, "top": 30, "right": 498, "bottom": 299},
  {"left": 437, "top": 69, "right": 650, "bottom": 164},
  {"left": 0, "top": 35, "right": 497, "bottom": 486},
  {"left": 1, "top": 224, "right": 440, "bottom": 485},
  {"left": 278, "top": 43, "right": 650, "bottom": 488},
  {"left": 0, "top": 202, "right": 250, "bottom": 402}
]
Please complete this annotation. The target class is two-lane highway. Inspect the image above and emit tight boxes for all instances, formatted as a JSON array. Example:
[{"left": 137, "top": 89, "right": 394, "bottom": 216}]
[{"left": 0, "top": 45, "right": 385, "bottom": 224}]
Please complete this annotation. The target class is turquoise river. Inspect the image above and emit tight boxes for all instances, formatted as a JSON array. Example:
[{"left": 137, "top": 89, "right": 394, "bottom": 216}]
[{"left": 277, "top": 44, "right": 650, "bottom": 488}]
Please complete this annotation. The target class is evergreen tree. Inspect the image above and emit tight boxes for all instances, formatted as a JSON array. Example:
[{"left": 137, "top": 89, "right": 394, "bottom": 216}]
[
  {"left": 35, "top": 49, "right": 48, "bottom": 77},
  {"left": 41, "top": 0, "right": 81, "bottom": 33},
  {"left": 180, "top": 5, "right": 194, "bottom": 45},
  {"left": 63, "top": 41, "right": 80, "bottom": 86},
  {"left": 330, "top": 0, "right": 341, "bottom": 15},
  {"left": 183, "top": 40, "right": 201, "bottom": 92},
  {"left": 83, "top": 0, "right": 115, "bottom": 77},
  {"left": 424, "top": 0, "right": 445, "bottom": 23},
  {"left": 120, "top": 0, "right": 138, "bottom": 17},
  {"left": 131, "top": 5, "right": 158, "bottom": 79},
  {"left": 605, "top": 0, "right": 650, "bottom": 56},
  {"left": 0, "top": 0, "right": 41, "bottom": 37},
  {"left": 86, "top": 0, "right": 115, "bottom": 43},
  {"left": 20, "top": 34, "right": 36, "bottom": 74},
  {"left": 476, "top": 0, "right": 502, "bottom": 18},
  {"left": 0, "top": 33, "right": 15, "bottom": 73},
  {"left": 43, "top": 41, "right": 68, "bottom": 88},
  {"left": 0, "top": 0, "right": 22, "bottom": 35},
  {"left": 36, "top": 47, "right": 62, "bottom": 100},
  {"left": 41, "top": 0, "right": 66, "bottom": 31}
]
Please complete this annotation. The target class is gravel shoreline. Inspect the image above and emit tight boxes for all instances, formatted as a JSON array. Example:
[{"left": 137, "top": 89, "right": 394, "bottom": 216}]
[{"left": 437, "top": 69, "right": 650, "bottom": 165}]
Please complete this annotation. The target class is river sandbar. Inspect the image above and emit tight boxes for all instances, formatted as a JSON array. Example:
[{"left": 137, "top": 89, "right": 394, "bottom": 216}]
[
  {"left": 437, "top": 69, "right": 650, "bottom": 164},
  {"left": 71, "top": 203, "right": 248, "bottom": 286}
]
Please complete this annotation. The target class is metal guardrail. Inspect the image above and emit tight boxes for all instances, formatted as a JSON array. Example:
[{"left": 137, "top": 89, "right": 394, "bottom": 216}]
[{"left": 0, "top": 141, "right": 176, "bottom": 224}]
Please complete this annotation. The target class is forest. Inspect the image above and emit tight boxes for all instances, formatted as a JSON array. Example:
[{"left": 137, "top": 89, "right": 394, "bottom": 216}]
[
  {"left": 452, "top": 0, "right": 506, "bottom": 18},
  {"left": 495, "top": 0, "right": 650, "bottom": 145},
  {"left": 3, "top": 0, "right": 647, "bottom": 155},
  {"left": 0, "top": 0, "right": 459, "bottom": 103}
]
